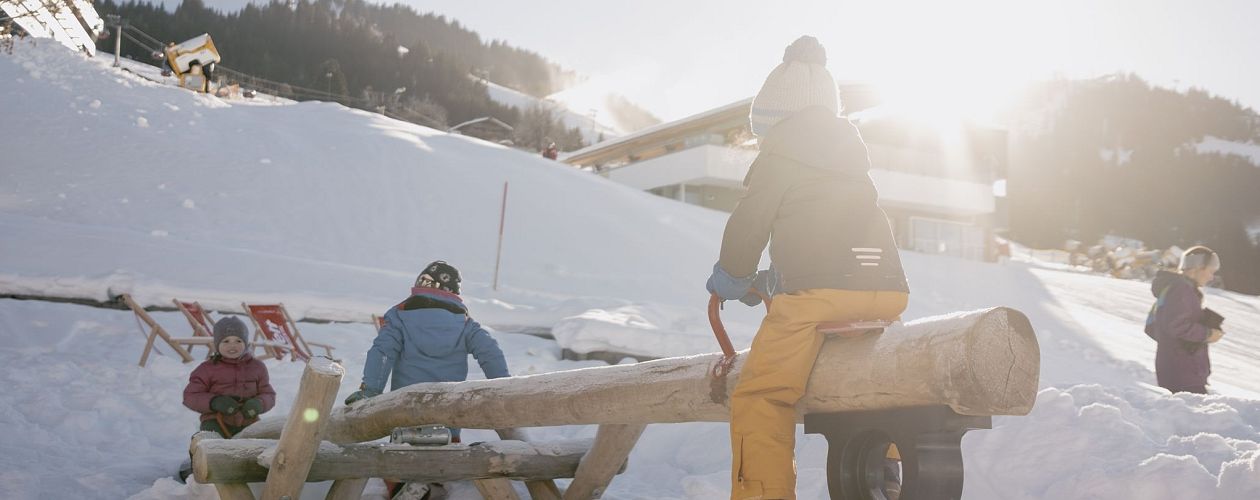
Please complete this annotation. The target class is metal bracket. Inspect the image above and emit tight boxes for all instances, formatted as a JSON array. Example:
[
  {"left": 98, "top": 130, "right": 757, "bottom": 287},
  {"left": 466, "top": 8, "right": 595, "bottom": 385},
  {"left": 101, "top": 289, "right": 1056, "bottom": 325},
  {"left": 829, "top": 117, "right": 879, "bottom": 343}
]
[{"left": 804, "top": 406, "right": 991, "bottom": 500}]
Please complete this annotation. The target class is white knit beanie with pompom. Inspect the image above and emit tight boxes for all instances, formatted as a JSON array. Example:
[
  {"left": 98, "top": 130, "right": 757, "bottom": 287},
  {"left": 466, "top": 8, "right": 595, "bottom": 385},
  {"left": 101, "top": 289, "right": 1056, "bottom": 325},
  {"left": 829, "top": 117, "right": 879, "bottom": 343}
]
[{"left": 749, "top": 35, "right": 839, "bottom": 137}]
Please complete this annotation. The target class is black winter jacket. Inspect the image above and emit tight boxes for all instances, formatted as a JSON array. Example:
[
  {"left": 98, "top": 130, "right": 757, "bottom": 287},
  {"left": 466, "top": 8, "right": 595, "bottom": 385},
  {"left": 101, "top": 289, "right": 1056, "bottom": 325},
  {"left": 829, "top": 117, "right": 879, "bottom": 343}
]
[{"left": 718, "top": 106, "right": 909, "bottom": 293}]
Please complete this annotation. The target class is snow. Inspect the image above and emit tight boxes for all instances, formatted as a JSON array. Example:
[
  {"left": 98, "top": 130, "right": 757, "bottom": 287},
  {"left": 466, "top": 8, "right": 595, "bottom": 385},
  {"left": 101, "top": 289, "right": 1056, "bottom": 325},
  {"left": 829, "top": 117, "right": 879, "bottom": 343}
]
[
  {"left": 1194, "top": 136, "right": 1260, "bottom": 166},
  {"left": 2, "top": 40, "right": 1260, "bottom": 499},
  {"left": 480, "top": 77, "right": 621, "bottom": 143}
]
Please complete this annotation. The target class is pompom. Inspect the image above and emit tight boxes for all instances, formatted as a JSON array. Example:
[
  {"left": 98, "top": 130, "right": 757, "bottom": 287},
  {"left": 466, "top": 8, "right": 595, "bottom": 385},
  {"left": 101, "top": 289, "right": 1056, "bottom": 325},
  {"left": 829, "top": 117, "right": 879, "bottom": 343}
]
[{"left": 782, "top": 36, "right": 827, "bottom": 66}]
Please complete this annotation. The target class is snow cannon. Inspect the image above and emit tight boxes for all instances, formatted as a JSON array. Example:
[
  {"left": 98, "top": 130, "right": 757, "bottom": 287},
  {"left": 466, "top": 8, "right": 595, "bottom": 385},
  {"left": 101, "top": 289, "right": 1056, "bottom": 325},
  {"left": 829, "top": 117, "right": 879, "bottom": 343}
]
[{"left": 164, "top": 34, "right": 220, "bottom": 93}]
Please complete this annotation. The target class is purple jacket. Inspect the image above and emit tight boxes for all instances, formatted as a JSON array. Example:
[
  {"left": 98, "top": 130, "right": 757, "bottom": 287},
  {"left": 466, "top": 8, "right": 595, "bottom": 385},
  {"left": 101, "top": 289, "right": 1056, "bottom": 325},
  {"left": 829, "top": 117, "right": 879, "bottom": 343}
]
[
  {"left": 1146, "top": 271, "right": 1211, "bottom": 392},
  {"left": 183, "top": 353, "right": 277, "bottom": 428}
]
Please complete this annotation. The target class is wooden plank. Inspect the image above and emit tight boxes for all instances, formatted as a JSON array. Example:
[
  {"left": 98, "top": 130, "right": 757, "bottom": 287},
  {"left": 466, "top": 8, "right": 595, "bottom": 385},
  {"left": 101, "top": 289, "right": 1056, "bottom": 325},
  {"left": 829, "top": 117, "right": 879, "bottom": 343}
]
[
  {"left": 237, "top": 308, "right": 1040, "bottom": 443},
  {"left": 473, "top": 478, "right": 520, "bottom": 500},
  {"left": 563, "top": 424, "right": 645, "bottom": 500},
  {"left": 192, "top": 438, "right": 592, "bottom": 483},
  {"left": 260, "top": 357, "right": 344, "bottom": 500},
  {"left": 324, "top": 478, "right": 368, "bottom": 500}
]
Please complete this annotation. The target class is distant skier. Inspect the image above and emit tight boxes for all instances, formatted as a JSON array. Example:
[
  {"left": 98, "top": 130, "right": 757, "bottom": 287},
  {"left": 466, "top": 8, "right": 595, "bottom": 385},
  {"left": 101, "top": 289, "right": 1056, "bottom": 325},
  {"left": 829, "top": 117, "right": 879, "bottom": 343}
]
[
  {"left": 344, "top": 260, "right": 510, "bottom": 498},
  {"left": 542, "top": 141, "right": 559, "bottom": 160},
  {"left": 706, "top": 35, "right": 909, "bottom": 500},
  {"left": 182, "top": 316, "right": 276, "bottom": 437},
  {"left": 1145, "top": 246, "right": 1225, "bottom": 394}
]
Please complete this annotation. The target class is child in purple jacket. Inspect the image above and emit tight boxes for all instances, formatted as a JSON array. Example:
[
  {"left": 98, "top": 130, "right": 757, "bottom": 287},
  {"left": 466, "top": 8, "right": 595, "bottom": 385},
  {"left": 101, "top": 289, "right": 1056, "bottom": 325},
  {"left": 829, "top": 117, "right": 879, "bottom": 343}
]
[{"left": 1145, "top": 246, "right": 1225, "bottom": 394}]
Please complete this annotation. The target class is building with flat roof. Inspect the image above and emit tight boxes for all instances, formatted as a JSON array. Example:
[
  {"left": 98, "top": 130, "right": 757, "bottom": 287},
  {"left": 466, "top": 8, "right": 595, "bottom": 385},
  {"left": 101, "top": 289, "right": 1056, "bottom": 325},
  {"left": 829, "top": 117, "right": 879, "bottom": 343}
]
[{"left": 562, "top": 85, "right": 1006, "bottom": 260}]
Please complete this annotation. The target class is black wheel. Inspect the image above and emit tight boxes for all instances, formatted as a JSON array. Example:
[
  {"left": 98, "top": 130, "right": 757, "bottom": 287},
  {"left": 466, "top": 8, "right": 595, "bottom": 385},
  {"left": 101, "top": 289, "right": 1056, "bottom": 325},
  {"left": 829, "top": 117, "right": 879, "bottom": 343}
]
[{"left": 827, "top": 430, "right": 901, "bottom": 500}]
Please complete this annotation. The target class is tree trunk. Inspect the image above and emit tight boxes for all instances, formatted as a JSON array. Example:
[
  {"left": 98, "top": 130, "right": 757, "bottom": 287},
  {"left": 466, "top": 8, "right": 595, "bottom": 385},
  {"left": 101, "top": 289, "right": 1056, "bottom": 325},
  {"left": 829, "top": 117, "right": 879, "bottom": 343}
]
[{"left": 238, "top": 308, "right": 1039, "bottom": 444}]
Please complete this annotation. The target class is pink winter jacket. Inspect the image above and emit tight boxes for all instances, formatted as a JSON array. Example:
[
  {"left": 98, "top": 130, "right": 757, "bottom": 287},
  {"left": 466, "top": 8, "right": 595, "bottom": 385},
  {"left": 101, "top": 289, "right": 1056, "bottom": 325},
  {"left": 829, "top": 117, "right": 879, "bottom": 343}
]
[{"left": 182, "top": 353, "right": 277, "bottom": 428}]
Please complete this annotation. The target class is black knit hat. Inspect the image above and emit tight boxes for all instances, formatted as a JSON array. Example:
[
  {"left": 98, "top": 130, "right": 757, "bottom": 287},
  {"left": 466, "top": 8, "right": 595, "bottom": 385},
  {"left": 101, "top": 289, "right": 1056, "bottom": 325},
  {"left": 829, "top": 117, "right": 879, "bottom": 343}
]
[{"left": 416, "top": 260, "right": 461, "bottom": 294}]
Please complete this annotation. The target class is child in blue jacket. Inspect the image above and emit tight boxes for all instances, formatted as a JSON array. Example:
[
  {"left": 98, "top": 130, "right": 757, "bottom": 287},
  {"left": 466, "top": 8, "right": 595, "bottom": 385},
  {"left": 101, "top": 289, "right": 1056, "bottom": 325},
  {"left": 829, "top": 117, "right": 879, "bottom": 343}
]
[{"left": 344, "top": 260, "right": 510, "bottom": 439}]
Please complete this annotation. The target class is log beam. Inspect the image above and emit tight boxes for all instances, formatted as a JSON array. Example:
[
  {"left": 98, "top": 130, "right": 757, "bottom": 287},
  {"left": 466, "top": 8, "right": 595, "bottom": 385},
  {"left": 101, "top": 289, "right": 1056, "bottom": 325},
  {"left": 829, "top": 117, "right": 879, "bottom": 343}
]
[
  {"left": 563, "top": 424, "right": 645, "bottom": 500},
  {"left": 238, "top": 308, "right": 1039, "bottom": 445},
  {"left": 261, "top": 357, "right": 344, "bottom": 500},
  {"left": 192, "top": 438, "right": 593, "bottom": 483}
]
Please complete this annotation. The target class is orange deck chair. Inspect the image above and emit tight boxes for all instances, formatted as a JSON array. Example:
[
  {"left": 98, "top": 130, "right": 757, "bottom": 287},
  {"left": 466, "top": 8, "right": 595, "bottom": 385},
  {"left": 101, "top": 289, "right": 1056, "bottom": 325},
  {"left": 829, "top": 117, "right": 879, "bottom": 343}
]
[
  {"left": 122, "top": 293, "right": 210, "bottom": 367},
  {"left": 241, "top": 302, "right": 336, "bottom": 361}
]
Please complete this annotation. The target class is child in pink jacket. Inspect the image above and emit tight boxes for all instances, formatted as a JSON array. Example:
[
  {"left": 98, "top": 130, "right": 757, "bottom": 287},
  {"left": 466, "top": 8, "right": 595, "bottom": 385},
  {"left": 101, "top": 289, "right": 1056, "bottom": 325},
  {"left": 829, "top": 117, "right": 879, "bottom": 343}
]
[{"left": 182, "top": 316, "right": 276, "bottom": 437}]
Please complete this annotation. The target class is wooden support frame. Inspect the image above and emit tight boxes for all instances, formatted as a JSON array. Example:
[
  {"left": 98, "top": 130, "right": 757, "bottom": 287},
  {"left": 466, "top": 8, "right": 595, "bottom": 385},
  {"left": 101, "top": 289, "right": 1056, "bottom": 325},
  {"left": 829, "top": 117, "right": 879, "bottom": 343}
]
[
  {"left": 238, "top": 307, "right": 1039, "bottom": 443},
  {"left": 324, "top": 478, "right": 368, "bottom": 500},
  {"left": 260, "top": 357, "right": 344, "bottom": 500},
  {"left": 228, "top": 308, "right": 1039, "bottom": 500},
  {"left": 193, "top": 437, "right": 594, "bottom": 483},
  {"left": 497, "top": 428, "right": 562, "bottom": 500},
  {"left": 122, "top": 293, "right": 196, "bottom": 367},
  {"left": 563, "top": 424, "right": 646, "bottom": 500}
]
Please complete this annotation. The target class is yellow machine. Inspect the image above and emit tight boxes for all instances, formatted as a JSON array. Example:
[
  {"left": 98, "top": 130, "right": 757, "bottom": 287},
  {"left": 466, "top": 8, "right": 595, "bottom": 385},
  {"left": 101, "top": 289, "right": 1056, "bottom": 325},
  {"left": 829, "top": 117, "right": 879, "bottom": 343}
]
[{"left": 164, "top": 33, "right": 220, "bottom": 93}]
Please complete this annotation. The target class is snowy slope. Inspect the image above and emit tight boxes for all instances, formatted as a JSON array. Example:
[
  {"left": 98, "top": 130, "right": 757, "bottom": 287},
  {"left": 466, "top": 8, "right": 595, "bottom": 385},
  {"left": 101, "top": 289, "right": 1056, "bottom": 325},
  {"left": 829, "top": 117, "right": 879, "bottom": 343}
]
[
  {"left": 3, "top": 41, "right": 1260, "bottom": 499},
  {"left": 0, "top": 39, "right": 764, "bottom": 333},
  {"left": 1194, "top": 135, "right": 1260, "bottom": 167}
]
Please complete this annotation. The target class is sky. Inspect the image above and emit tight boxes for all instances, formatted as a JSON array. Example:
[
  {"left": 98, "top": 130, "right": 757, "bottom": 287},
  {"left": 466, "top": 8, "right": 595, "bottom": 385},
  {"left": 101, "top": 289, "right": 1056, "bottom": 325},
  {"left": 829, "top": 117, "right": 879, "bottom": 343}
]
[{"left": 190, "top": 0, "right": 1260, "bottom": 122}]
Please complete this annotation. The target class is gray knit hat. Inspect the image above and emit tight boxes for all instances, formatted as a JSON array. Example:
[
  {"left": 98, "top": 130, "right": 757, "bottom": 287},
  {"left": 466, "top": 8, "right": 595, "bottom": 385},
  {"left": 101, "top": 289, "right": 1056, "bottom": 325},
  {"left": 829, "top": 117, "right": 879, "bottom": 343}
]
[
  {"left": 212, "top": 316, "right": 250, "bottom": 352},
  {"left": 749, "top": 36, "right": 839, "bottom": 137}
]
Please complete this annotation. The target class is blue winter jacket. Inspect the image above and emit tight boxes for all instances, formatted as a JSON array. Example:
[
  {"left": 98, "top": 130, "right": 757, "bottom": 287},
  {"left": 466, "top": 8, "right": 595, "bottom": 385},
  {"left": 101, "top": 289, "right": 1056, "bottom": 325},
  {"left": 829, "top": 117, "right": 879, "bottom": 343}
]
[{"left": 361, "top": 288, "right": 510, "bottom": 395}]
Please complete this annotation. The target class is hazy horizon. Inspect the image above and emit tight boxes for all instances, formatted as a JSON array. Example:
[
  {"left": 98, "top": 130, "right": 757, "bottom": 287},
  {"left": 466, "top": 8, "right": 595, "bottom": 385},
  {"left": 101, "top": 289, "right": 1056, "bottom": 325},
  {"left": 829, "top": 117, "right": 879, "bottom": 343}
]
[{"left": 180, "top": 0, "right": 1259, "bottom": 122}]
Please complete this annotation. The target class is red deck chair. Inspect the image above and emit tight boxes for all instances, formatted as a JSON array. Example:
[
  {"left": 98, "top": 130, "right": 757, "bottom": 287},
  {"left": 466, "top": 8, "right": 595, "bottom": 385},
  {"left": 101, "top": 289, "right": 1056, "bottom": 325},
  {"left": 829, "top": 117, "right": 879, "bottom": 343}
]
[
  {"left": 173, "top": 299, "right": 216, "bottom": 356},
  {"left": 241, "top": 302, "right": 335, "bottom": 361}
]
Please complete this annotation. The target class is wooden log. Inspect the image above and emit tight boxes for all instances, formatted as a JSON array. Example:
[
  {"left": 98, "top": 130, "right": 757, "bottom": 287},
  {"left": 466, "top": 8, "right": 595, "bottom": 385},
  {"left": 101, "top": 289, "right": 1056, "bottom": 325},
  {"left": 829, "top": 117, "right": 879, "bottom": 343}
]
[
  {"left": 473, "top": 478, "right": 521, "bottom": 500},
  {"left": 324, "top": 478, "right": 368, "bottom": 500},
  {"left": 190, "top": 431, "right": 256, "bottom": 500},
  {"left": 497, "top": 428, "right": 561, "bottom": 500},
  {"left": 563, "top": 424, "right": 645, "bottom": 500},
  {"left": 260, "top": 357, "right": 344, "bottom": 500},
  {"left": 238, "top": 307, "right": 1039, "bottom": 444},
  {"left": 193, "top": 438, "right": 593, "bottom": 483}
]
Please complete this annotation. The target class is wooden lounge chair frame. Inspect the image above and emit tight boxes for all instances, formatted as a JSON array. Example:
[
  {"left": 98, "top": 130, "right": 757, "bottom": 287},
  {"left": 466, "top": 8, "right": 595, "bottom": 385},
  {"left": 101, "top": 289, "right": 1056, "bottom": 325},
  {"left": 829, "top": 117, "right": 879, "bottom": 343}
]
[
  {"left": 124, "top": 293, "right": 208, "bottom": 367},
  {"left": 173, "top": 299, "right": 217, "bottom": 356}
]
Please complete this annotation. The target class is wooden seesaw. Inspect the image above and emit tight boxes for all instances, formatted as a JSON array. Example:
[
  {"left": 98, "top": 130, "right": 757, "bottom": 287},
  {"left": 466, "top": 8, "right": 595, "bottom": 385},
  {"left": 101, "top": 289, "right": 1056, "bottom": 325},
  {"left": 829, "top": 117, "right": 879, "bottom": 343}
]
[{"left": 196, "top": 306, "right": 1039, "bottom": 500}]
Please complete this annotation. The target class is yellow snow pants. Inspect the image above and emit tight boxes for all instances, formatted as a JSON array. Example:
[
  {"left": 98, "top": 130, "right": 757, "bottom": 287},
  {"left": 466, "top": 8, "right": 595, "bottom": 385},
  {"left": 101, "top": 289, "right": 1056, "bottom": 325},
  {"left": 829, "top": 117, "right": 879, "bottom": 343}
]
[{"left": 730, "top": 288, "right": 909, "bottom": 500}]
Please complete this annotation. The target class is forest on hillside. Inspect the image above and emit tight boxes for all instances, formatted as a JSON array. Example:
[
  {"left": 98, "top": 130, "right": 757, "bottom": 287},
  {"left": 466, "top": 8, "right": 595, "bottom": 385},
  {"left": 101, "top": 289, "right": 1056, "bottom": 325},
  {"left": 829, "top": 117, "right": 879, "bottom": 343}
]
[
  {"left": 1008, "top": 75, "right": 1260, "bottom": 293},
  {"left": 95, "top": 0, "right": 604, "bottom": 150}
]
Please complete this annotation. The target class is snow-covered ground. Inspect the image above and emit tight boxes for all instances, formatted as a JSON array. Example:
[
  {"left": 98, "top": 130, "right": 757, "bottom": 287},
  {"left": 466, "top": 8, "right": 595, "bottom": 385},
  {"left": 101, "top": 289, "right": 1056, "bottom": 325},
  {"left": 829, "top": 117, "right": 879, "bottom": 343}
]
[
  {"left": 1194, "top": 136, "right": 1260, "bottom": 167},
  {"left": 2, "top": 40, "right": 1260, "bottom": 499}
]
